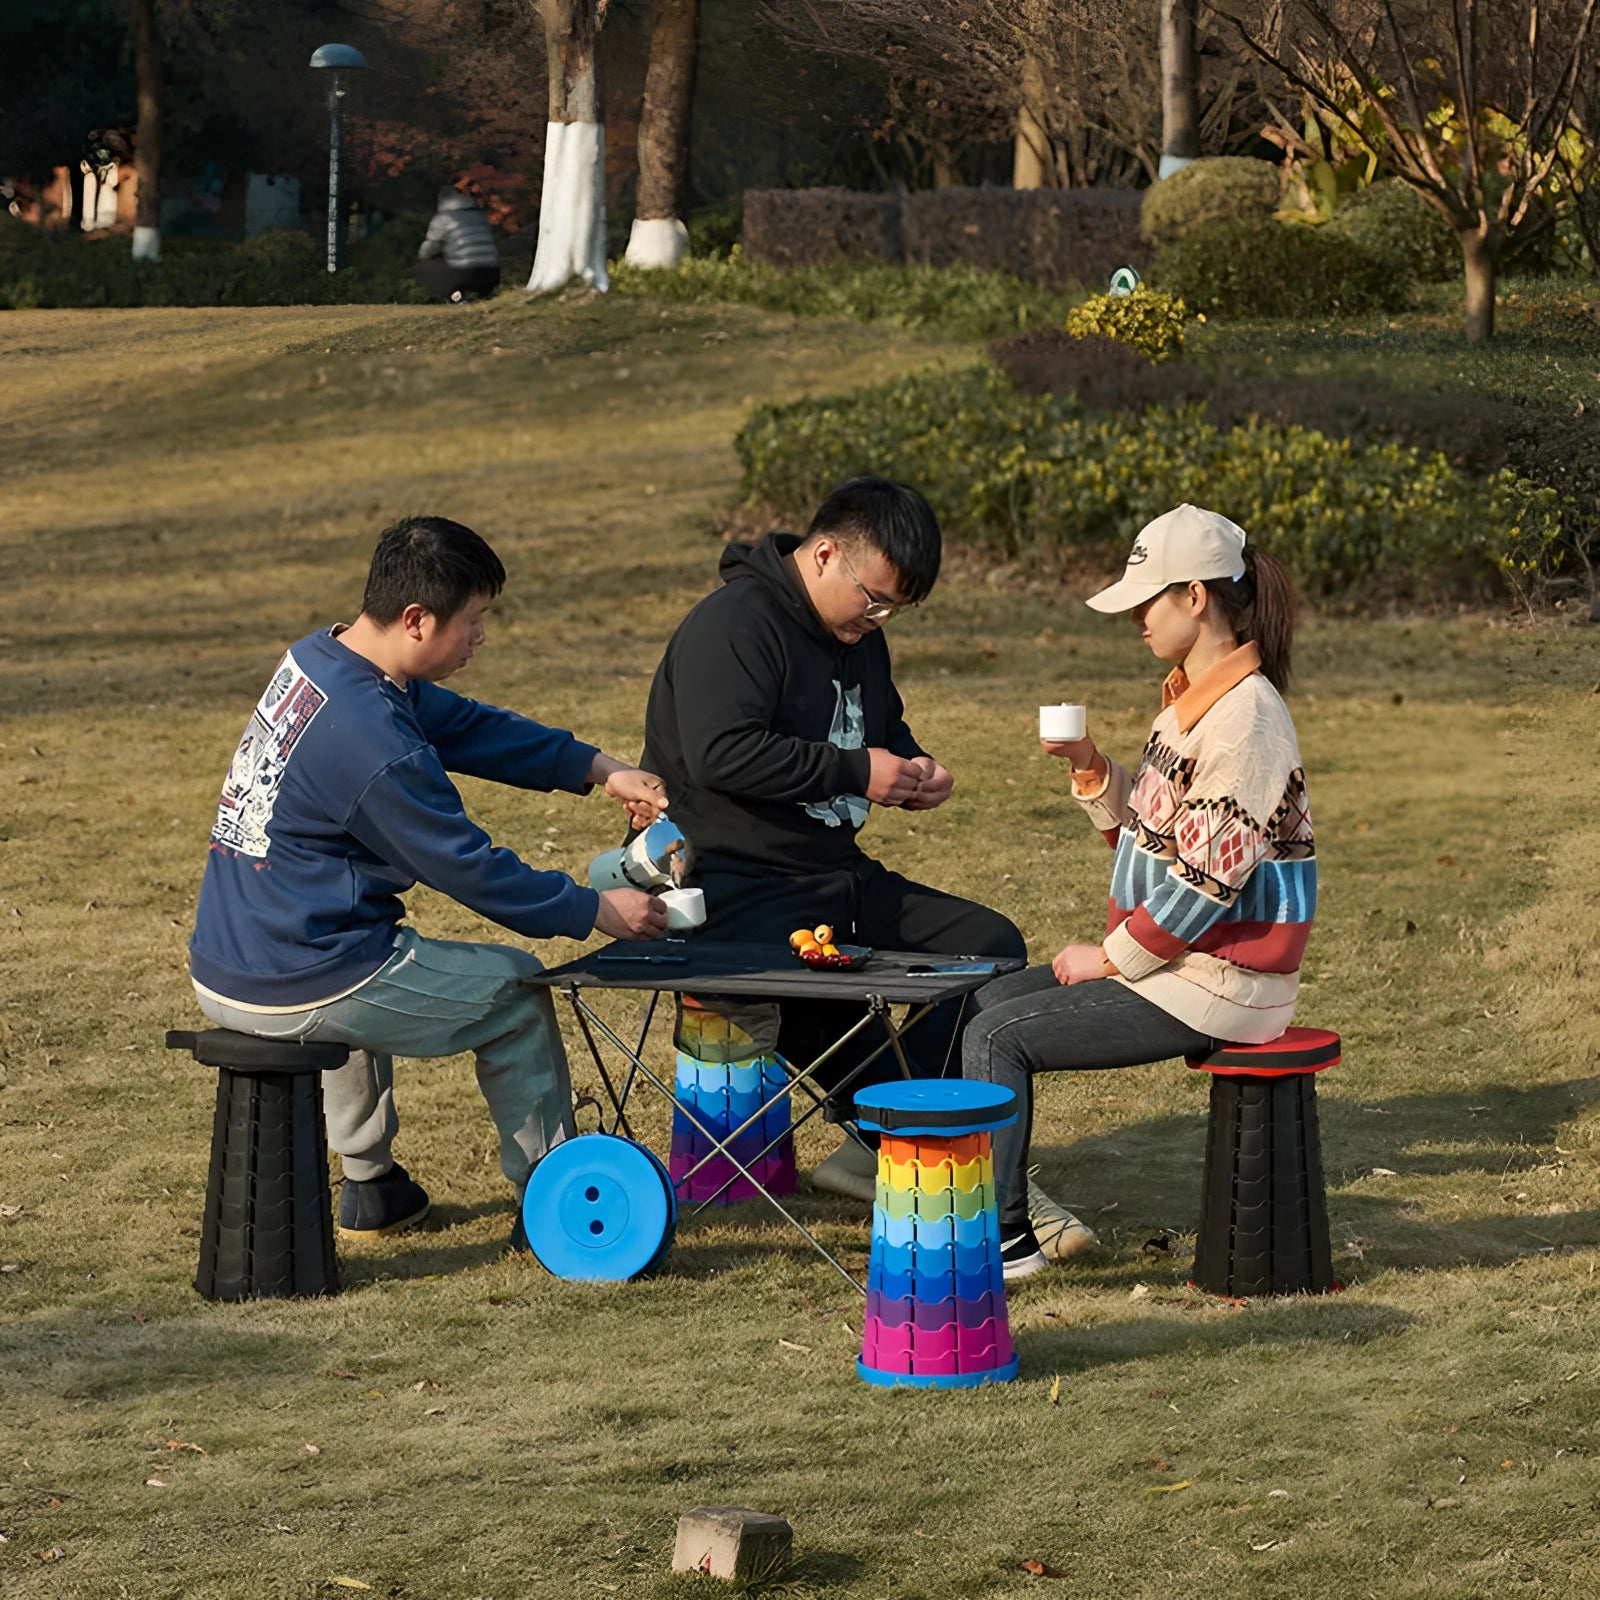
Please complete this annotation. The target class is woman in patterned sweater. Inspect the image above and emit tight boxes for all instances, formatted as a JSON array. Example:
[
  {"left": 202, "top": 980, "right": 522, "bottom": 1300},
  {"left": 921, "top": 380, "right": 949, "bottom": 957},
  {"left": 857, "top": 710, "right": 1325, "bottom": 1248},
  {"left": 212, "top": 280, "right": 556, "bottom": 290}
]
[{"left": 963, "top": 504, "right": 1315, "bottom": 1279}]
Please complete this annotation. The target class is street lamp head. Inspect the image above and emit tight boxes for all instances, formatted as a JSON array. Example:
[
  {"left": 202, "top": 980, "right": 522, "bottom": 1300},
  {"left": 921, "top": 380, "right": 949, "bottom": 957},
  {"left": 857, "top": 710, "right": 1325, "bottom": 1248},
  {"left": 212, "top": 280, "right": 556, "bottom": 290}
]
[{"left": 310, "top": 43, "right": 367, "bottom": 70}]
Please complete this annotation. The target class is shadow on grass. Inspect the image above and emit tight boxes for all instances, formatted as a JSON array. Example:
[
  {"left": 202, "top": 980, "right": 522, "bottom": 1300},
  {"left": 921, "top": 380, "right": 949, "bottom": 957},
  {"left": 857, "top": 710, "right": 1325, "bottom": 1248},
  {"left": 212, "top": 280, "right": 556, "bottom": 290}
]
[
  {"left": 1015, "top": 1294, "right": 1418, "bottom": 1373},
  {"left": 650, "top": 1547, "right": 866, "bottom": 1599}
]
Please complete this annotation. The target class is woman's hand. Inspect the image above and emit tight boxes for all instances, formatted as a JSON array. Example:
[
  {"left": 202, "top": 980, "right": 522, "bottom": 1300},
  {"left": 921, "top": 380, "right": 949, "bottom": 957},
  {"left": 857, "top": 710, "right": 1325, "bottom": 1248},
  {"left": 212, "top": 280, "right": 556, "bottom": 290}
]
[
  {"left": 1052, "top": 943, "right": 1109, "bottom": 986},
  {"left": 1040, "top": 736, "right": 1097, "bottom": 768}
]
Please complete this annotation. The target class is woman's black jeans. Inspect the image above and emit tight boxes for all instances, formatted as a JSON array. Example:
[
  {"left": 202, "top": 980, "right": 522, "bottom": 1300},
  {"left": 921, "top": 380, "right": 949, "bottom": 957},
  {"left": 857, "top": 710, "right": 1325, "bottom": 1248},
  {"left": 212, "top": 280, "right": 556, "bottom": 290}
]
[{"left": 962, "top": 966, "right": 1215, "bottom": 1236}]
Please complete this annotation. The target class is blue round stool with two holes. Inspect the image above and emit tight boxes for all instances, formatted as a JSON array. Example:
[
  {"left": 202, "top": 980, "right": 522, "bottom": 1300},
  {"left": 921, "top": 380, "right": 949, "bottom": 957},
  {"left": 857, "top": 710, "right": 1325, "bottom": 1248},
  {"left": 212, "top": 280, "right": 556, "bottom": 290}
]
[{"left": 520, "top": 1133, "right": 677, "bottom": 1281}]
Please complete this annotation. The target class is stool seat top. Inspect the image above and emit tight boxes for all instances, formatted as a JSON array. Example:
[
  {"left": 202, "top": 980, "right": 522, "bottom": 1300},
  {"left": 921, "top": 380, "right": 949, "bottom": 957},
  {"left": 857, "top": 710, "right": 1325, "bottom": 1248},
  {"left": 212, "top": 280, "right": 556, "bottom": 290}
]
[
  {"left": 1187, "top": 1026, "right": 1341, "bottom": 1077},
  {"left": 854, "top": 1080, "right": 1018, "bottom": 1136},
  {"left": 165, "top": 1029, "right": 349, "bottom": 1074}
]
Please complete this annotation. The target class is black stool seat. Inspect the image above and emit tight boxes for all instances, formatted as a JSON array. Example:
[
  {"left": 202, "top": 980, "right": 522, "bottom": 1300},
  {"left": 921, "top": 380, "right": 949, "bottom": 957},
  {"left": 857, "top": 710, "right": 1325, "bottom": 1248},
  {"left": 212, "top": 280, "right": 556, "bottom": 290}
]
[
  {"left": 168, "top": 1027, "right": 346, "bottom": 1301},
  {"left": 1186, "top": 1028, "right": 1341, "bottom": 1298}
]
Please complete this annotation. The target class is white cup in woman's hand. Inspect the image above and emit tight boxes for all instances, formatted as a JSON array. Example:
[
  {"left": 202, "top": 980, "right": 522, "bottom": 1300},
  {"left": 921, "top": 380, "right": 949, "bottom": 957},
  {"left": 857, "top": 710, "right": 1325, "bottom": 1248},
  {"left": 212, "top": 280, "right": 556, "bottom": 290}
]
[{"left": 1039, "top": 704, "right": 1087, "bottom": 741}]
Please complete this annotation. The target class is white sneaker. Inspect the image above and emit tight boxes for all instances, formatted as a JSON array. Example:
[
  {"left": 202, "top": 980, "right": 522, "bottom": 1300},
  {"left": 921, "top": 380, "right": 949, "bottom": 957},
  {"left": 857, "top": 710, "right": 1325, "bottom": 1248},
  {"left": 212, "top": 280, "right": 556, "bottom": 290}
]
[
  {"left": 809, "top": 1136, "right": 878, "bottom": 1203},
  {"left": 1001, "top": 1226, "right": 1050, "bottom": 1280},
  {"left": 1027, "top": 1172, "right": 1099, "bottom": 1261}
]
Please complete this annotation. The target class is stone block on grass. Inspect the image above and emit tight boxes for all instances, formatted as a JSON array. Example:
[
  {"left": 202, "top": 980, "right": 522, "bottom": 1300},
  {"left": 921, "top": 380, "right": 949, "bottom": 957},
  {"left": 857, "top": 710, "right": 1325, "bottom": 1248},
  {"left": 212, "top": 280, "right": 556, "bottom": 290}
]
[{"left": 671, "top": 1506, "right": 792, "bottom": 1583}]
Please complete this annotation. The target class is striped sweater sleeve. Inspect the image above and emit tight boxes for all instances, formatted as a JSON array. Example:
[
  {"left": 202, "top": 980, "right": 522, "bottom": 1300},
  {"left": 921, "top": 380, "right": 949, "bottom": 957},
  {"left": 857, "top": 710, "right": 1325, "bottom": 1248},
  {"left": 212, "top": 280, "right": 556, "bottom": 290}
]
[{"left": 1105, "top": 690, "right": 1297, "bottom": 981}]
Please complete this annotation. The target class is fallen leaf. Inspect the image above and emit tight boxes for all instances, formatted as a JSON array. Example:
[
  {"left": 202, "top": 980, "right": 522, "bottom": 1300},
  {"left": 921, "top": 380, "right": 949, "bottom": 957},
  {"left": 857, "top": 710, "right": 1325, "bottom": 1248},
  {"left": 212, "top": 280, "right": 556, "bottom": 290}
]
[
  {"left": 145, "top": 1477, "right": 167, "bottom": 1487},
  {"left": 777, "top": 1339, "right": 812, "bottom": 1354},
  {"left": 38, "top": 1547, "right": 64, "bottom": 1562},
  {"left": 363, "top": 1390, "right": 385, "bottom": 1399},
  {"left": 424, "top": 1406, "right": 445, "bottom": 1417},
  {"left": 1268, "top": 1489, "right": 1290, "bottom": 1498},
  {"left": 411, "top": 1379, "right": 439, "bottom": 1392},
  {"left": 1250, "top": 1539, "right": 1283, "bottom": 1551},
  {"left": 1431, "top": 1497, "right": 1461, "bottom": 1510},
  {"left": 326, "top": 1579, "right": 372, "bottom": 1592},
  {"left": 1048, "top": 1374, "right": 1061, "bottom": 1407},
  {"left": 1097, "top": 1201, "right": 1119, "bottom": 1214},
  {"left": 1019, "top": 1559, "right": 1065, "bottom": 1577},
  {"left": 1371, "top": 1167, "right": 1398, "bottom": 1178},
  {"left": 162, "top": 1438, "right": 206, "bottom": 1454},
  {"left": 1436, "top": 855, "right": 1455, "bottom": 866},
  {"left": 0, "top": 1263, "right": 21, "bottom": 1274},
  {"left": 0, "top": 1204, "right": 22, "bottom": 1219},
  {"left": 1502, "top": 1459, "right": 1515, "bottom": 1469},
  {"left": 1128, "top": 1284, "right": 1150, "bottom": 1300},
  {"left": 332, "top": 1369, "right": 360, "bottom": 1380},
  {"left": 1144, "top": 1480, "right": 1193, "bottom": 1494},
  {"left": 301, "top": 1443, "right": 320, "bottom": 1456}
]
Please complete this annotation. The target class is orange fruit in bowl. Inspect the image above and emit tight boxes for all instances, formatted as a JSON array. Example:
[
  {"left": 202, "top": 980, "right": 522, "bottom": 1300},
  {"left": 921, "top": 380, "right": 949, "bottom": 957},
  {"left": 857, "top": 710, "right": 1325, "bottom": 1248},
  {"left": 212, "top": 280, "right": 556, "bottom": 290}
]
[
  {"left": 812, "top": 924, "right": 834, "bottom": 944},
  {"left": 821, "top": 943, "right": 840, "bottom": 958},
  {"left": 789, "top": 929, "right": 809, "bottom": 950}
]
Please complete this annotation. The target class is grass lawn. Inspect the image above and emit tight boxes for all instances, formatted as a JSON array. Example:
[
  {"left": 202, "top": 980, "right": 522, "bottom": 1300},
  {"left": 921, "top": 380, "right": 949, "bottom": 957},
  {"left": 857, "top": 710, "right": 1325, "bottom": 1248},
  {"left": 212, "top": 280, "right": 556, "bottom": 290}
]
[{"left": 1, "top": 294, "right": 1598, "bottom": 1600}]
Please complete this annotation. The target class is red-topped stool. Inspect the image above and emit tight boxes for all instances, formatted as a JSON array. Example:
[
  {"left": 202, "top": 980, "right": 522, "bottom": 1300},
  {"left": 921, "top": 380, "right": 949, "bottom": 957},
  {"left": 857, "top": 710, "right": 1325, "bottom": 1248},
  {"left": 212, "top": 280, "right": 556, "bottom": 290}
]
[{"left": 1186, "top": 1028, "right": 1341, "bottom": 1298}]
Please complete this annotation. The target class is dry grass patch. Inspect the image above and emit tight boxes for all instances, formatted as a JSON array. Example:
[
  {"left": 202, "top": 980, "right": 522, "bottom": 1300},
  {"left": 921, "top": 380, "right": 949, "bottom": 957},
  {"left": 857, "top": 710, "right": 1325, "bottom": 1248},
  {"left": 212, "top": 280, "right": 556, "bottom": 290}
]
[{"left": 0, "top": 301, "right": 1596, "bottom": 1600}]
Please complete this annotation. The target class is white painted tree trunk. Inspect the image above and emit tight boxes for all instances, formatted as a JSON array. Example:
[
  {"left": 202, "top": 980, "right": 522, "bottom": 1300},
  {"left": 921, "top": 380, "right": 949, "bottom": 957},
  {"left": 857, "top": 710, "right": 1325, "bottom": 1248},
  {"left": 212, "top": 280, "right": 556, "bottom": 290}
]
[
  {"left": 624, "top": 216, "right": 687, "bottom": 268},
  {"left": 527, "top": 120, "right": 609, "bottom": 294},
  {"left": 132, "top": 225, "right": 161, "bottom": 261}
]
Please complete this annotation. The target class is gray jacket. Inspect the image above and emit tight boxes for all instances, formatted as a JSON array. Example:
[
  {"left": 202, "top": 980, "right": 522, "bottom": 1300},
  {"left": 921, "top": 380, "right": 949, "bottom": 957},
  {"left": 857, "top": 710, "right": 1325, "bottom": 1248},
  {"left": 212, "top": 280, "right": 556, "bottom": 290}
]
[{"left": 418, "top": 190, "right": 500, "bottom": 270}]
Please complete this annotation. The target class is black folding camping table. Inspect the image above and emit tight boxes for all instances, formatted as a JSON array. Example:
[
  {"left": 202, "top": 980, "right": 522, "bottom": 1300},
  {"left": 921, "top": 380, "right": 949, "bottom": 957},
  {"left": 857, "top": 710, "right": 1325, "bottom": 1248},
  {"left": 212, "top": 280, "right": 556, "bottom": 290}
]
[{"left": 526, "top": 939, "right": 1024, "bottom": 1291}]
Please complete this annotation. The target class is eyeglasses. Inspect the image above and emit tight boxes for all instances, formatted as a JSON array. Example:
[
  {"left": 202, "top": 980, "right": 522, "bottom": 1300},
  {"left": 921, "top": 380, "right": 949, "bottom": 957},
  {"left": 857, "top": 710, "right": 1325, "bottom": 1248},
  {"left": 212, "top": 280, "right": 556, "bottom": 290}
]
[{"left": 838, "top": 549, "right": 913, "bottom": 622}]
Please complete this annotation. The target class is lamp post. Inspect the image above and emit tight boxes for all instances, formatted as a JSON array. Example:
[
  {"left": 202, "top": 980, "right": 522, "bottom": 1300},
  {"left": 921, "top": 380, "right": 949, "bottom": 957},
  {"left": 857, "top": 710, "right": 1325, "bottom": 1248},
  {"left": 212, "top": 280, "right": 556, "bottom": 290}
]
[{"left": 309, "top": 44, "right": 367, "bottom": 274}]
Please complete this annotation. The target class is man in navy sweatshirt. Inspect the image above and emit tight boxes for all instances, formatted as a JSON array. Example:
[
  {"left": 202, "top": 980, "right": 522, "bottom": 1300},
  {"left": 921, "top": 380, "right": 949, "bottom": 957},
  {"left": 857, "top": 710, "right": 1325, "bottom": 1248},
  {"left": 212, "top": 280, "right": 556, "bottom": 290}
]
[{"left": 189, "top": 515, "right": 669, "bottom": 1241}]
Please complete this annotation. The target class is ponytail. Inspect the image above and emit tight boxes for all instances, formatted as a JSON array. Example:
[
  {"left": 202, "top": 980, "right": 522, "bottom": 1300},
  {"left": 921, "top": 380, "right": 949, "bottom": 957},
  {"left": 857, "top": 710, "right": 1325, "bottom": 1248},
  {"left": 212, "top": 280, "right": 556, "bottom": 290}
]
[{"left": 1203, "top": 548, "right": 1295, "bottom": 692}]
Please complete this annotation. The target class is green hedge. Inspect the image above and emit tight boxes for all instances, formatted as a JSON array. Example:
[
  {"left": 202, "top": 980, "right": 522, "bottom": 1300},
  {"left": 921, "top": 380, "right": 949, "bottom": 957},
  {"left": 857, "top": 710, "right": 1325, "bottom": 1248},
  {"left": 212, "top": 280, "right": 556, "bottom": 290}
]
[
  {"left": 1327, "top": 180, "right": 1458, "bottom": 284},
  {"left": 1153, "top": 217, "right": 1408, "bottom": 319},
  {"left": 0, "top": 219, "right": 433, "bottom": 309},
  {"left": 607, "top": 253, "right": 1078, "bottom": 340},
  {"left": 1140, "top": 157, "right": 1281, "bottom": 249},
  {"left": 735, "top": 364, "right": 1564, "bottom": 605}
]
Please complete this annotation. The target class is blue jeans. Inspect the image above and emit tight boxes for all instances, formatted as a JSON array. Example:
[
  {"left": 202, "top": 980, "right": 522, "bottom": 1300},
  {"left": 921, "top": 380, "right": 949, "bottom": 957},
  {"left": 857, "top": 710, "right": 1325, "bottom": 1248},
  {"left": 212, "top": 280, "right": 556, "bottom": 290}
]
[
  {"left": 962, "top": 967, "right": 1215, "bottom": 1234},
  {"left": 194, "top": 927, "right": 573, "bottom": 1191}
]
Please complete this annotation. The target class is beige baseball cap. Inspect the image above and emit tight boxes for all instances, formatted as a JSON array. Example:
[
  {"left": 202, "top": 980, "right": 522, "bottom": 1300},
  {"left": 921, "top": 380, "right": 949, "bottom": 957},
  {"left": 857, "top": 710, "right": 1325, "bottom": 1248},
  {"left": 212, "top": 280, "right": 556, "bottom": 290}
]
[{"left": 1086, "top": 504, "right": 1248, "bottom": 613}]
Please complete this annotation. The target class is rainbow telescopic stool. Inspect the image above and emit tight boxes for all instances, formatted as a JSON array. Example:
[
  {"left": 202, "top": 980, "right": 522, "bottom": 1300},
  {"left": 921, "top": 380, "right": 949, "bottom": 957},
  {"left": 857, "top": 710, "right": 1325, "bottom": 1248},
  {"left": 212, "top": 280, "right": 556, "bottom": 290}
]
[
  {"left": 853, "top": 1080, "right": 1019, "bottom": 1389},
  {"left": 668, "top": 996, "right": 797, "bottom": 1205}
]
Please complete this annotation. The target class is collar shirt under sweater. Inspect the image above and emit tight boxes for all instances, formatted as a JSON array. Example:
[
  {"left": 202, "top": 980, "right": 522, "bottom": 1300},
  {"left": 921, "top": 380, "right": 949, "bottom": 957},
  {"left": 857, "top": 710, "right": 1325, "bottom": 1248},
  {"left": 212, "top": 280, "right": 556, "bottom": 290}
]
[{"left": 1073, "top": 642, "right": 1316, "bottom": 1044}]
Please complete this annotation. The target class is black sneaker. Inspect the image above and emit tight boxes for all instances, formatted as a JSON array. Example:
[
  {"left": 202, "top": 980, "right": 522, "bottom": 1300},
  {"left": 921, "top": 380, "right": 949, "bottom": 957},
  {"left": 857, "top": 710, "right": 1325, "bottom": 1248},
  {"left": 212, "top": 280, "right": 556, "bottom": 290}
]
[
  {"left": 337, "top": 1163, "right": 430, "bottom": 1238},
  {"left": 1001, "top": 1224, "right": 1049, "bottom": 1281}
]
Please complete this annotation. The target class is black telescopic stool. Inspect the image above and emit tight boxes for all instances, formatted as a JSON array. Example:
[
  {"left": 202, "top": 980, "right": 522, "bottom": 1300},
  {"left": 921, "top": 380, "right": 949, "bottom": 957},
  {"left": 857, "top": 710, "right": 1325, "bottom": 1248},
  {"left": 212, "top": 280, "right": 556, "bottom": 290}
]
[
  {"left": 1186, "top": 1028, "right": 1342, "bottom": 1298},
  {"left": 166, "top": 1029, "right": 348, "bottom": 1301}
]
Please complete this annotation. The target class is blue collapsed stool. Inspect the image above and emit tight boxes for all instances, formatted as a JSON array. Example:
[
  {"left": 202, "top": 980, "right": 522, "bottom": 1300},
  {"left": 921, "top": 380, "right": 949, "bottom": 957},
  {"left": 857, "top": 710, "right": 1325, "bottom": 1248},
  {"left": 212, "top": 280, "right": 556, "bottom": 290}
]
[
  {"left": 166, "top": 1028, "right": 345, "bottom": 1301},
  {"left": 520, "top": 1133, "right": 677, "bottom": 1281}
]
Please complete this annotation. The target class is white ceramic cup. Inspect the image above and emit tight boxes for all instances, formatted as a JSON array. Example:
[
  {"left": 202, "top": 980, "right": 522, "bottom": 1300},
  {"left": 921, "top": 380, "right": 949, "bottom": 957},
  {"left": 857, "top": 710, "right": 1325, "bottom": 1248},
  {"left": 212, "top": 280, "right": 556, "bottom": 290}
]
[
  {"left": 1039, "top": 703, "right": 1087, "bottom": 742},
  {"left": 659, "top": 886, "right": 706, "bottom": 932}
]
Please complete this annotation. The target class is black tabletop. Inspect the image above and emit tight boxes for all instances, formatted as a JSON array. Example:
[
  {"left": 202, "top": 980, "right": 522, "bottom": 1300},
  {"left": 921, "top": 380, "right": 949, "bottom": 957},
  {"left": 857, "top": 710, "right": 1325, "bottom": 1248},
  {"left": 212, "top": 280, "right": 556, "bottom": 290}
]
[{"left": 528, "top": 940, "right": 1025, "bottom": 1006}]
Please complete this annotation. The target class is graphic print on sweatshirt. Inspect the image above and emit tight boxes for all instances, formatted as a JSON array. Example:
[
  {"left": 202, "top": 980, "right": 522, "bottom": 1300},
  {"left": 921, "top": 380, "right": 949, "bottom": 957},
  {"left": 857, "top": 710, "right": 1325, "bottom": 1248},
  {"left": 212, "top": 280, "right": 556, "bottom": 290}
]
[
  {"left": 210, "top": 650, "right": 328, "bottom": 858},
  {"left": 803, "top": 679, "right": 868, "bottom": 830}
]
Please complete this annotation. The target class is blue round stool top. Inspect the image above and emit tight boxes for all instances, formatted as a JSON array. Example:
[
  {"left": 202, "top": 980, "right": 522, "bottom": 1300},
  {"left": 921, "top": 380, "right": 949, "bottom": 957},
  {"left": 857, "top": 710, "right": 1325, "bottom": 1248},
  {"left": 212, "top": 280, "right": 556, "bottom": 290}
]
[
  {"left": 853, "top": 1080, "right": 1017, "bottom": 1137},
  {"left": 520, "top": 1134, "right": 676, "bottom": 1282}
]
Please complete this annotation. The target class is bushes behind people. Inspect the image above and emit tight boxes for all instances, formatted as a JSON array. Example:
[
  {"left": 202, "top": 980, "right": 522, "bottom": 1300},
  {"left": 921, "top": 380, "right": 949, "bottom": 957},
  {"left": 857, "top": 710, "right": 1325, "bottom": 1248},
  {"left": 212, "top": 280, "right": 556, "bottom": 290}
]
[
  {"left": 735, "top": 364, "right": 1566, "bottom": 607},
  {"left": 608, "top": 254, "right": 1079, "bottom": 340},
  {"left": 0, "top": 218, "right": 434, "bottom": 309},
  {"left": 1140, "top": 157, "right": 1281, "bottom": 248},
  {"left": 1153, "top": 216, "right": 1406, "bottom": 318}
]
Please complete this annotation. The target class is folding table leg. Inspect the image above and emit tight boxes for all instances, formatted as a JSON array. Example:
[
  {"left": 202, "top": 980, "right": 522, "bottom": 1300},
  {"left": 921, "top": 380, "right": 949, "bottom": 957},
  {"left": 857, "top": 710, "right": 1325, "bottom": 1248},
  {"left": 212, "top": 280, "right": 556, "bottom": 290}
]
[{"left": 561, "top": 984, "right": 636, "bottom": 1142}]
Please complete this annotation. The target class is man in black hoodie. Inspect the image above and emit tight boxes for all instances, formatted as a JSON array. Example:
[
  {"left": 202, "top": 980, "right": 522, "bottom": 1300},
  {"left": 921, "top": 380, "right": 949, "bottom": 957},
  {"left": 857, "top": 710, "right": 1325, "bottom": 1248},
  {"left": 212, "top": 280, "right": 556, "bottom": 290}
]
[{"left": 641, "top": 480, "right": 1097, "bottom": 1235}]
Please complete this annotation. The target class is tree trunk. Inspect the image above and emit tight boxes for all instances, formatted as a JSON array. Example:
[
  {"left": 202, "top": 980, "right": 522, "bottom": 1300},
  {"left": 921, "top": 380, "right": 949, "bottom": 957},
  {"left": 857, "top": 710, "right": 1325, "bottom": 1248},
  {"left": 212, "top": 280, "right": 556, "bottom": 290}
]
[
  {"left": 1013, "top": 52, "right": 1049, "bottom": 189},
  {"left": 626, "top": 0, "right": 698, "bottom": 269},
  {"left": 1158, "top": 0, "right": 1200, "bottom": 179},
  {"left": 1460, "top": 227, "right": 1496, "bottom": 342},
  {"left": 528, "top": 0, "right": 608, "bottom": 294},
  {"left": 131, "top": 0, "right": 161, "bottom": 261}
]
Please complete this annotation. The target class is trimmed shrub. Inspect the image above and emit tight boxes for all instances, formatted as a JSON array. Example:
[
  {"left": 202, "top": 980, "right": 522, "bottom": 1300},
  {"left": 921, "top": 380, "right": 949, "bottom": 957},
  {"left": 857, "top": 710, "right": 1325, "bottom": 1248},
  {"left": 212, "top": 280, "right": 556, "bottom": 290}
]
[
  {"left": 1064, "top": 287, "right": 1188, "bottom": 360},
  {"left": 735, "top": 364, "right": 1564, "bottom": 605},
  {"left": 900, "top": 187, "right": 1145, "bottom": 290},
  {"left": 1140, "top": 157, "right": 1281, "bottom": 248},
  {"left": 741, "top": 188, "right": 901, "bottom": 269},
  {"left": 0, "top": 217, "right": 433, "bottom": 308},
  {"left": 1153, "top": 217, "right": 1407, "bottom": 318},
  {"left": 1327, "top": 180, "right": 1458, "bottom": 283},
  {"left": 607, "top": 254, "right": 1078, "bottom": 340}
]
